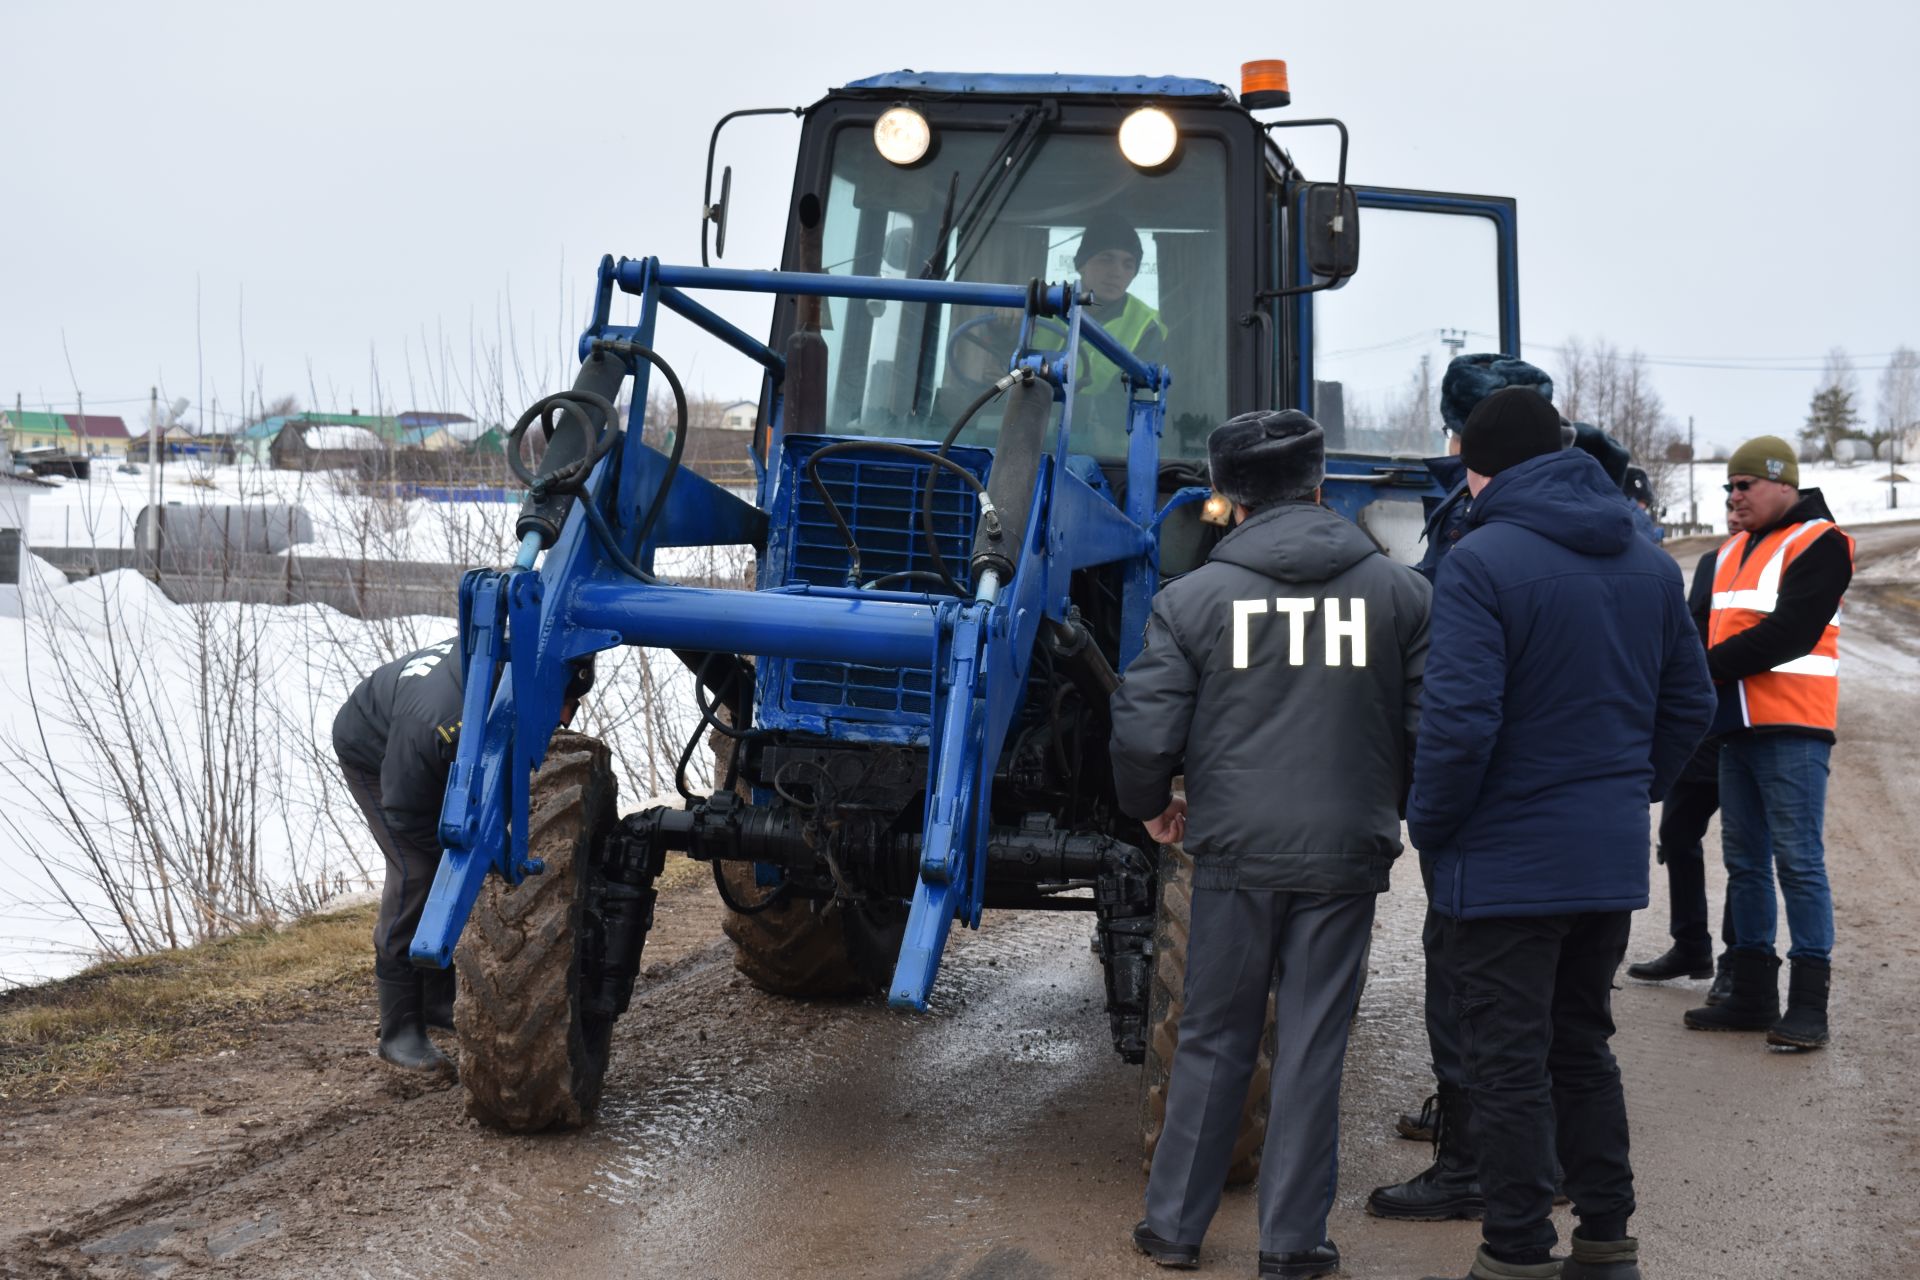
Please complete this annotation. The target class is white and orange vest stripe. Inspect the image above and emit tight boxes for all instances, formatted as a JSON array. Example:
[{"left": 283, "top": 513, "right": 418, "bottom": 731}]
[{"left": 1707, "top": 519, "right": 1854, "bottom": 732}]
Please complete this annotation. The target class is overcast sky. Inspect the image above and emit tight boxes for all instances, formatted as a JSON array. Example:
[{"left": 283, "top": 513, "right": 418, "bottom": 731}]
[{"left": 4, "top": 0, "right": 1916, "bottom": 452}]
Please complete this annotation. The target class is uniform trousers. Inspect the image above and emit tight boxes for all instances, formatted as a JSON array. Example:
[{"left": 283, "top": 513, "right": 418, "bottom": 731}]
[
  {"left": 1144, "top": 888, "right": 1375, "bottom": 1254},
  {"left": 339, "top": 760, "right": 442, "bottom": 982}
]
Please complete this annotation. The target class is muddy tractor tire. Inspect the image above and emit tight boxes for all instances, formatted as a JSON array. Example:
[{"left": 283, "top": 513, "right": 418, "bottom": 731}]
[
  {"left": 709, "top": 722, "right": 905, "bottom": 998},
  {"left": 1140, "top": 839, "right": 1276, "bottom": 1187},
  {"left": 720, "top": 868, "right": 906, "bottom": 998},
  {"left": 454, "top": 731, "right": 619, "bottom": 1131}
]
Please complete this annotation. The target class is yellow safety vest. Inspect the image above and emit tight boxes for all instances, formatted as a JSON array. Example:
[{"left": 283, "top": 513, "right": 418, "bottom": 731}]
[{"left": 1034, "top": 293, "right": 1167, "bottom": 397}]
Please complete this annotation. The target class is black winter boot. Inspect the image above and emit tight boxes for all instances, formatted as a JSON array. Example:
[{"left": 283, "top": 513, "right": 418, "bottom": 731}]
[
  {"left": 377, "top": 976, "right": 452, "bottom": 1072},
  {"left": 422, "top": 966, "right": 456, "bottom": 1032},
  {"left": 1367, "top": 1086, "right": 1484, "bottom": 1220},
  {"left": 1767, "top": 957, "right": 1831, "bottom": 1049},
  {"left": 1561, "top": 1230, "right": 1641, "bottom": 1279},
  {"left": 1704, "top": 950, "right": 1733, "bottom": 1005},
  {"left": 1626, "top": 944, "right": 1712, "bottom": 981},
  {"left": 1396, "top": 1091, "right": 1440, "bottom": 1141},
  {"left": 1420, "top": 1245, "right": 1562, "bottom": 1279},
  {"left": 1259, "top": 1240, "right": 1339, "bottom": 1279},
  {"left": 1683, "top": 949, "right": 1780, "bottom": 1031}
]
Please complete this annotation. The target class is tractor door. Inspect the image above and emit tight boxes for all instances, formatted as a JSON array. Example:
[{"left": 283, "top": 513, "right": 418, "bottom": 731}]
[{"left": 1287, "top": 187, "right": 1519, "bottom": 447}]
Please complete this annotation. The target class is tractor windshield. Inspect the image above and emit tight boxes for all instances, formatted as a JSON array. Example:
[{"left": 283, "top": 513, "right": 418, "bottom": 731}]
[{"left": 811, "top": 124, "right": 1229, "bottom": 459}]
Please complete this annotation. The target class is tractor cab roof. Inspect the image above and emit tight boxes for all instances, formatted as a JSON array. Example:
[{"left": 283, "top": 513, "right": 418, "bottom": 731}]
[{"left": 839, "top": 70, "right": 1235, "bottom": 103}]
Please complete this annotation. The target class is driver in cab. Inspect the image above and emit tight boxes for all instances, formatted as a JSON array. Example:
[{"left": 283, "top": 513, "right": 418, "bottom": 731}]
[{"left": 1010, "top": 215, "right": 1168, "bottom": 453}]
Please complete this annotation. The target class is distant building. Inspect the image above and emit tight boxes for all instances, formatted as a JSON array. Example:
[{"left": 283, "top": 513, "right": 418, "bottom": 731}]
[
  {"left": 719, "top": 400, "right": 758, "bottom": 433},
  {"left": 2, "top": 409, "right": 133, "bottom": 457},
  {"left": 270, "top": 422, "right": 385, "bottom": 471}
]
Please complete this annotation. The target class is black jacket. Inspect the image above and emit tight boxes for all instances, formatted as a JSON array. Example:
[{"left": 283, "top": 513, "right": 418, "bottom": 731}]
[
  {"left": 1706, "top": 489, "right": 1852, "bottom": 744},
  {"left": 332, "top": 639, "right": 465, "bottom": 846},
  {"left": 1109, "top": 501, "right": 1432, "bottom": 893}
]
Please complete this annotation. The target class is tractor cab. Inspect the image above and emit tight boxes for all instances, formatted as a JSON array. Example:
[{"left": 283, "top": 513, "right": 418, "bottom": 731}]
[{"left": 721, "top": 68, "right": 1523, "bottom": 563}]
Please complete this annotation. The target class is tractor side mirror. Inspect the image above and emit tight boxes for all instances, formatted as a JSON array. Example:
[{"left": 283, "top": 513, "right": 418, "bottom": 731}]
[
  {"left": 707, "top": 166, "right": 734, "bottom": 260},
  {"left": 1301, "top": 182, "right": 1360, "bottom": 281}
]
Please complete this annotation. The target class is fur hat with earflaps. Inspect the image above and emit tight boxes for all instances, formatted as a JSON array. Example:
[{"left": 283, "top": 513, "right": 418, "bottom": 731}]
[
  {"left": 1441, "top": 353, "right": 1554, "bottom": 430},
  {"left": 1208, "top": 410, "right": 1326, "bottom": 511}
]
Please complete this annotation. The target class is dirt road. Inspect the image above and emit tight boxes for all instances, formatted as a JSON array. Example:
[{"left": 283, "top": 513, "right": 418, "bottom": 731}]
[{"left": 6, "top": 526, "right": 1918, "bottom": 1279}]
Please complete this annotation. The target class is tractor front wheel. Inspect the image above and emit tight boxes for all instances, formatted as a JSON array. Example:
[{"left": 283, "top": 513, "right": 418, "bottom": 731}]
[
  {"left": 454, "top": 731, "right": 620, "bottom": 1131},
  {"left": 720, "top": 866, "right": 906, "bottom": 997}
]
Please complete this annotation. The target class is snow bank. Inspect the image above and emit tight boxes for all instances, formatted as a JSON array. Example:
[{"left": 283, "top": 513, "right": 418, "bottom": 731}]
[
  {"left": 1660, "top": 460, "right": 1919, "bottom": 534},
  {"left": 0, "top": 564, "right": 709, "bottom": 987}
]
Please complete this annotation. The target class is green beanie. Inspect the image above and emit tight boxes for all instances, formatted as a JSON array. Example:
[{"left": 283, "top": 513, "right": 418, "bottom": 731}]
[{"left": 1727, "top": 435, "right": 1798, "bottom": 488}]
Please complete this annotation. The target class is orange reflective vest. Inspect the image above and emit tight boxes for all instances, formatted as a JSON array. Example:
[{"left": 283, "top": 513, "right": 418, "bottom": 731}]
[{"left": 1707, "top": 519, "right": 1854, "bottom": 732}]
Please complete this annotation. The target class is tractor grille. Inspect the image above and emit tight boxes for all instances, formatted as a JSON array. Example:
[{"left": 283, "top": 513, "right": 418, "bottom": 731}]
[
  {"left": 788, "top": 449, "right": 983, "bottom": 591},
  {"left": 768, "top": 440, "right": 992, "bottom": 731}
]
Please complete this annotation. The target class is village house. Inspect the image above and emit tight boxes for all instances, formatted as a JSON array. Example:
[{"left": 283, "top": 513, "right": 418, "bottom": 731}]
[{"left": 2, "top": 409, "right": 134, "bottom": 457}]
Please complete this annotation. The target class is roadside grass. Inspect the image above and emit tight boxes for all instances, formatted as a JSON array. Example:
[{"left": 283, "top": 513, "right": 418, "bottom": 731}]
[
  {"left": 0, "top": 902, "right": 378, "bottom": 1103},
  {"left": 0, "top": 853, "right": 711, "bottom": 1103}
]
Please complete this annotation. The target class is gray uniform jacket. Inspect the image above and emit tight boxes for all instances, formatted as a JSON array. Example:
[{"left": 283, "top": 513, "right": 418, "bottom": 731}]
[{"left": 1109, "top": 501, "right": 1432, "bottom": 893}]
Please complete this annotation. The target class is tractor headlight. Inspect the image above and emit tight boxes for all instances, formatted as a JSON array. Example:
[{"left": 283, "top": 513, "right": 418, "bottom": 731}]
[
  {"left": 1118, "top": 107, "right": 1179, "bottom": 170},
  {"left": 874, "top": 106, "right": 932, "bottom": 166}
]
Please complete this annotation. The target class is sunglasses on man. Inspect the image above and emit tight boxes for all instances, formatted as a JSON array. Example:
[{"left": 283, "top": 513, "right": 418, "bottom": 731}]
[{"left": 1723, "top": 478, "right": 1765, "bottom": 493}]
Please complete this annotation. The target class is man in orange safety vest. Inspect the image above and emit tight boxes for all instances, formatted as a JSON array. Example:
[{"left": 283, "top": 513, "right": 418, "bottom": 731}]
[{"left": 1683, "top": 435, "right": 1853, "bottom": 1050}]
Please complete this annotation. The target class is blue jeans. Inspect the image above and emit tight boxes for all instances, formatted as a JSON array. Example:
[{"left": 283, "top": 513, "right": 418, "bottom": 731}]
[{"left": 1718, "top": 734, "right": 1833, "bottom": 962}]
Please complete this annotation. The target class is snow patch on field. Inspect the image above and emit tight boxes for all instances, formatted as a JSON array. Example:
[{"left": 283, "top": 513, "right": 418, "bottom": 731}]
[{"left": 1662, "top": 460, "right": 1919, "bottom": 532}]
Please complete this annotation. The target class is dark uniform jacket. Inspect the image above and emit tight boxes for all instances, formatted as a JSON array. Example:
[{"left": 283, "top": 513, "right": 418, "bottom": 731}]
[
  {"left": 1416, "top": 456, "right": 1470, "bottom": 582},
  {"left": 1407, "top": 450, "right": 1715, "bottom": 919},
  {"left": 1109, "top": 501, "right": 1432, "bottom": 894},
  {"left": 332, "top": 639, "right": 465, "bottom": 847}
]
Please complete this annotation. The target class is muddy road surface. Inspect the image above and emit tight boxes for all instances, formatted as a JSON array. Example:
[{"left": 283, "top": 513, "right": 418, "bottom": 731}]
[{"left": 6, "top": 526, "right": 1918, "bottom": 1279}]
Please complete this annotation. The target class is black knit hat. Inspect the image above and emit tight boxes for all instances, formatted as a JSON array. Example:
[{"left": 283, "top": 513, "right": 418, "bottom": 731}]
[
  {"left": 1075, "top": 216, "right": 1143, "bottom": 270},
  {"left": 1460, "top": 386, "right": 1563, "bottom": 477},
  {"left": 1208, "top": 410, "right": 1325, "bottom": 509},
  {"left": 1441, "top": 353, "right": 1554, "bottom": 430}
]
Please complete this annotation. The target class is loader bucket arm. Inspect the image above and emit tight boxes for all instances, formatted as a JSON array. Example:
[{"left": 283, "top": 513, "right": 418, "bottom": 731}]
[{"left": 411, "top": 259, "right": 1165, "bottom": 1020}]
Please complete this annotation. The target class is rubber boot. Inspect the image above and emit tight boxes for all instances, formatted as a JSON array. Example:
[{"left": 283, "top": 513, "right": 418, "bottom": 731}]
[
  {"left": 1420, "top": 1244, "right": 1563, "bottom": 1280},
  {"left": 1766, "top": 957, "right": 1830, "bottom": 1049},
  {"left": 1626, "top": 944, "right": 1712, "bottom": 982},
  {"left": 422, "top": 966, "right": 456, "bottom": 1032},
  {"left": 1683, "top": 949, "right": 1780, "bottom": 1031},
  {"left": 1561, "top": 1231, "right": 1641, "bottom": 1279},
  {"left": 1704, "top": 950, "right": 1733, "bottom": 1006},
  {"left": 1397, "top": 1091, "right": 1440, "bottom": 1142},
  {"left": 377, "top": 976, "right": 452, "bottom": 1072},
  {"left": 1367, "top": 1086, "right": 1484, "bottom": 1220}
]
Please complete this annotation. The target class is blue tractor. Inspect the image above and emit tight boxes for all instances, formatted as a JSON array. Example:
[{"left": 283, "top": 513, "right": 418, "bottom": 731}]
[{"left": 410, "top": 67, "right": 1524, "bottom": 1167}]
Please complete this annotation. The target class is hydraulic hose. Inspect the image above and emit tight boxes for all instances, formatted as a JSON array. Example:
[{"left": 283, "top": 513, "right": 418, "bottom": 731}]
[
  {"left": 804, "top": 441, "right": 995, "bottom": 590},
  {"left": 918, "top": 367, "right": 1034, "bottom": 594}
]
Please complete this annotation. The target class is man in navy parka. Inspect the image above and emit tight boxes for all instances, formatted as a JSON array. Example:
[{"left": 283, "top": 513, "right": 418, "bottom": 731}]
[{"left": 1408, "top": 387, "right": 1713, "bottom": 1280}]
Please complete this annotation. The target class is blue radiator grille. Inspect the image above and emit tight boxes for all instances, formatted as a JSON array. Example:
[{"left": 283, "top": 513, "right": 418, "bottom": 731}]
[
  {"left": 790, "top": 452, "right": 981, "bottom": 590},
  {"left": 769, "top": 441, "right": 992, "bottom": 731}
]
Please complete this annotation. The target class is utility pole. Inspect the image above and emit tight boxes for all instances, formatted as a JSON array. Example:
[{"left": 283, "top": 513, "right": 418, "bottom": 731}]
[
  {"left": 1688, "top": 415, "right": 1697, "bottom": 527},
  {"left": 1440, "top": 328, "right": 1468, "bottom": 359},
  {"left": 148, "top": 386, "right": 162, "bottom": 572}
]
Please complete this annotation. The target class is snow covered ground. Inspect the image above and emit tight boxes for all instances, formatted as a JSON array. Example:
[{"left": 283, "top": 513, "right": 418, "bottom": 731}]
[
  {"left": 1660, "top": 459, "right": 1918, "bottom": 533},
  {"left": 1, "top": 461, "right": 726, "bottom": 987}
]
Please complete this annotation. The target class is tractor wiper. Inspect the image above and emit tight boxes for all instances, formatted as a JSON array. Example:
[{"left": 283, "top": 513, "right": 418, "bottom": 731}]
[
  {"left": 910, "top": 104, "right": 1052, "bottom": 415},
  {"left": 918, "top": 103, "right": 1050, "bottom": 281}
]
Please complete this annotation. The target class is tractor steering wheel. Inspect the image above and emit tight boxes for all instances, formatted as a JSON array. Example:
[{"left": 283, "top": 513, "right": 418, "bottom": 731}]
[{"left": 944, "top": 313, "right": 1071, "bottom": 395}]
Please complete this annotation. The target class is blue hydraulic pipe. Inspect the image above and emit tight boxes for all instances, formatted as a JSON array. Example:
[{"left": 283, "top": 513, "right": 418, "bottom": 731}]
[
  {"left": 569, "top": 580, "right": 939, "bottom": 667},
  {"left": 635, "top": 262, "right": 1077, "bottom": 315},
  {"left": 658, "top": 287, "right": 786, "bottom": 381}
]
